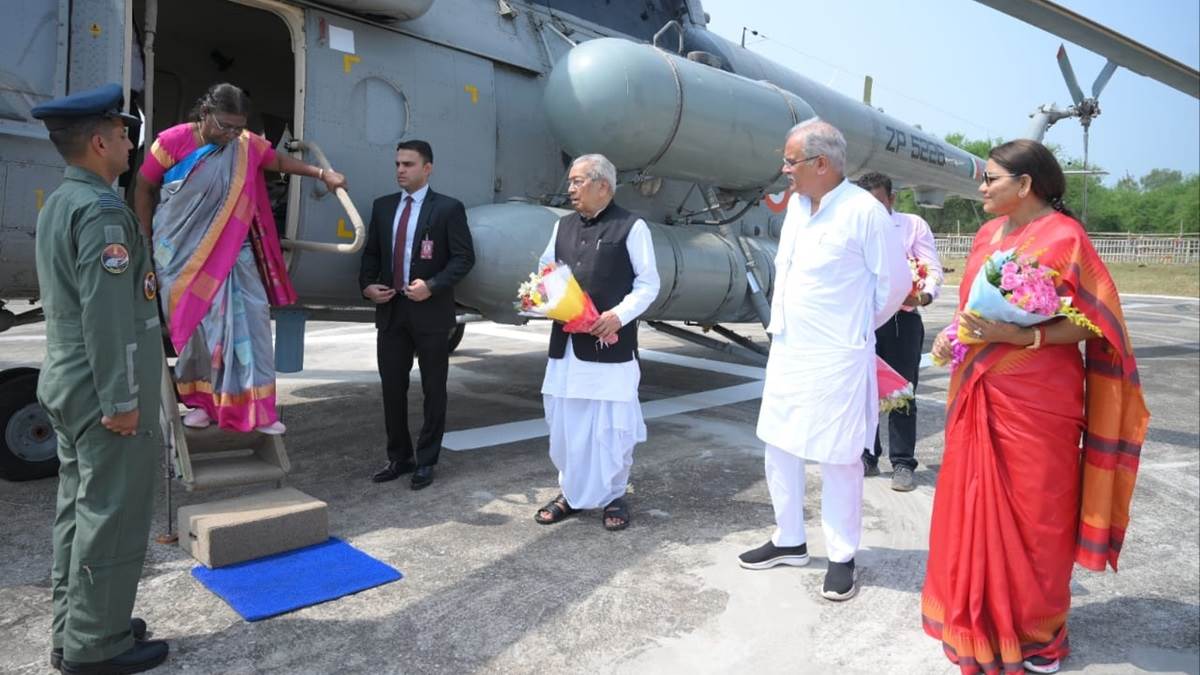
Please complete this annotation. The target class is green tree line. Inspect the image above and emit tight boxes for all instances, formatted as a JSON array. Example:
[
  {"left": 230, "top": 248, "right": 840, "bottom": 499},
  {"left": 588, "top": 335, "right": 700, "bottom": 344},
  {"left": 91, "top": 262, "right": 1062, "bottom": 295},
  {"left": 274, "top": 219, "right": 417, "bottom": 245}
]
[{"left": 893, "top": 133, "right": 1199, "bottom": 235}]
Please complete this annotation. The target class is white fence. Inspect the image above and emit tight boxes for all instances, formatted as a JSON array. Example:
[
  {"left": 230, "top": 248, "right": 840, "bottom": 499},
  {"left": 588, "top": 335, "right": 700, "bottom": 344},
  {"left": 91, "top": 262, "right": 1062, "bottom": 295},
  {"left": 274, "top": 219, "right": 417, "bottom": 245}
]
[{"left": 934, "top": 234, "right": 1200, "bottom": 264}]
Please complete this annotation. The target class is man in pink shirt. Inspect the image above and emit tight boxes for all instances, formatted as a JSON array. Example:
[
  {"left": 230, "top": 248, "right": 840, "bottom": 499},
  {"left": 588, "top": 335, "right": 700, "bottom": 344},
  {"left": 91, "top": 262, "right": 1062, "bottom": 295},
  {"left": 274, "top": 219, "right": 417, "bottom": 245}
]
[{"left": 855, "top": 172, "right": 943, "bottom": 492}]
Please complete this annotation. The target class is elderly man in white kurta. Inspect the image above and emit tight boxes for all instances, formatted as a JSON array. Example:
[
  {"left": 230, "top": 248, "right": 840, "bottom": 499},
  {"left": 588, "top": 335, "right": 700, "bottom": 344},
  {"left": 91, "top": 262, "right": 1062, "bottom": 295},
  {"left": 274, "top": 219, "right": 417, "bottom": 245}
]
[
  {"left": 534, "top": 154, "right": 660, "bottom": 531},
  {"left": 739, "top": 121, "right": 909, "bottom": 601}
]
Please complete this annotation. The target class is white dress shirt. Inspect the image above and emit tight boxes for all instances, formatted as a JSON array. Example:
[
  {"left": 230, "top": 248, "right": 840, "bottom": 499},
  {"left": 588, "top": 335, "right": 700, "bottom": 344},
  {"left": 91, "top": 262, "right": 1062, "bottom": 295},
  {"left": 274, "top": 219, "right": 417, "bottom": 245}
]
[
  {"left": 891, "top": 210, "right": 943, "bottom": 312},
  {"left": 392, "top": 184, "right": 429, "bottom": 287}
]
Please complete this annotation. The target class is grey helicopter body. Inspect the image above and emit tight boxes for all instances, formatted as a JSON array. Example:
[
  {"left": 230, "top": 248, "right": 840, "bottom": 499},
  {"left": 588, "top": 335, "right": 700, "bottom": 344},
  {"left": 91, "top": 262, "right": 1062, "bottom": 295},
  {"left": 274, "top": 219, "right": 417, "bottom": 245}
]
[
  {"left": 0, "top": 0, "right": 985, "bottom": 479},
  {"left": 3, "top": 0, "right": 1194, "bottom": 480},
  {"left": 1, "top": 0, "right": 983, "bottom": 325}
]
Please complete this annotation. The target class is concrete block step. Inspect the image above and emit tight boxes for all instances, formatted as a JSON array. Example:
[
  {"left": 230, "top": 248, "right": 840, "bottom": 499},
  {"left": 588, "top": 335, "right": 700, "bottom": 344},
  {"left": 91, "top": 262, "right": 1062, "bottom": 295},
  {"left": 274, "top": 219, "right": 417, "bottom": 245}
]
[
  {"left": 182, "top": 425, "right": 271, "bottom": 456},
  {"left": 178, "top": 487, "right": 329, "bottom": 568},
  {"left": 185, "top": 454, "right": 287, "bottom": 491}
]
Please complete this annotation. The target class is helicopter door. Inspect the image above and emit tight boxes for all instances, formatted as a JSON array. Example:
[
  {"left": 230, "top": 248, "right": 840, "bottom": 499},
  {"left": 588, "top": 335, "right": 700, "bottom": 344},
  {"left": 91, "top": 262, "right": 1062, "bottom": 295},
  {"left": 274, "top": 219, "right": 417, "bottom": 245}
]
[
  {"left": 289, "top": 9, "right": 497, "bottom": 303},
  {"left": 133, "top": 0, "right": 301, "bottom": 237}
]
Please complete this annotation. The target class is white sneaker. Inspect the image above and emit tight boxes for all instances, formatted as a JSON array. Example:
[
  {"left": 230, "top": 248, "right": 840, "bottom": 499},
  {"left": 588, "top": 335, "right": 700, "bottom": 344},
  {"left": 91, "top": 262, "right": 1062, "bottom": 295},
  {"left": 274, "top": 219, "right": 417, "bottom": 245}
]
[
  {"left": 1022, "top": 656, "right": 1061, "bottom": 674},
  {"left": 255, "top": 420, "right": 287, "bottom": 435},
  {"left": 182, "top": 408, "right": 211, "bottom": 429}
]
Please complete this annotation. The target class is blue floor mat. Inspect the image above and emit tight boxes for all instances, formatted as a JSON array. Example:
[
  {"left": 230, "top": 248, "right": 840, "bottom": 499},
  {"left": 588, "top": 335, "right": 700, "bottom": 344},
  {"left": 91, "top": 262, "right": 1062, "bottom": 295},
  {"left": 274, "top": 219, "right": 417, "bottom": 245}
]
[{"left": 191, "top": 537, "right": 402, "bottom": 621}]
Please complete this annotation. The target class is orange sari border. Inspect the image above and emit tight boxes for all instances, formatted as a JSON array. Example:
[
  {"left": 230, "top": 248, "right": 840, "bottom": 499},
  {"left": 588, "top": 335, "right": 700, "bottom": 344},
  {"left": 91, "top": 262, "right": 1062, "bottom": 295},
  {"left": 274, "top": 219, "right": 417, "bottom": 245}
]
[
  {"left": 149, "top": 140, "right": 175, "bottom": 174},
  {"left": 176, "top": 379, "right": 277, "bottom": 406},
  {"left": 923, "top": 594, "right": 1069, "bottom": 674}
]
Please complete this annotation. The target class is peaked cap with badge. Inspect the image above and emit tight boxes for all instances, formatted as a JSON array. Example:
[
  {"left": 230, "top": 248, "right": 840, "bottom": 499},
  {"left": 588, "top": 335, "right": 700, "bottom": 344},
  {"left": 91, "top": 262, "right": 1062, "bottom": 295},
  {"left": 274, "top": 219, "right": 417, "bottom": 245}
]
[{"left": 31, "top": 82, "right": 140, "bottom": 128}]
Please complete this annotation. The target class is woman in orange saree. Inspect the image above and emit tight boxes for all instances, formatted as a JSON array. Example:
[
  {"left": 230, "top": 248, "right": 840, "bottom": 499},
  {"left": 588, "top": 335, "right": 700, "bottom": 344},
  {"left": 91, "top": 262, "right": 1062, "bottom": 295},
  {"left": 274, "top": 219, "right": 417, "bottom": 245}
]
[{"left": 922, "top": 140, "right": 1149, "bottom": 674}]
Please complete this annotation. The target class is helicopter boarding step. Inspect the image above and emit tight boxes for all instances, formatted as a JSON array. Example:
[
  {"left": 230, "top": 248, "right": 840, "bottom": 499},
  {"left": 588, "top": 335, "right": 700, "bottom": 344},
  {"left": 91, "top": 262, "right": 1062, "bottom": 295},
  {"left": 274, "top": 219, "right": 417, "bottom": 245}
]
[
  {"left": 160, "top": 364, "right": 328, "bottom": 568},
  {"left": 177, "top": 487, "right": 329, "bottom": 568},
  {"left": 160, "top": 360, "right": 292, "bottom": 492}
]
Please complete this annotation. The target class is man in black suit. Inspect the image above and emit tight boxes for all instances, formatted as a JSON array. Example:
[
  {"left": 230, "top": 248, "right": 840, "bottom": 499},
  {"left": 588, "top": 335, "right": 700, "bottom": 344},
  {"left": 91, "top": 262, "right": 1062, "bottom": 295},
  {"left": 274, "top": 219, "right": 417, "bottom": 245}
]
[{"left": 359, "top": 140, "right": 475, "bottom": 489}]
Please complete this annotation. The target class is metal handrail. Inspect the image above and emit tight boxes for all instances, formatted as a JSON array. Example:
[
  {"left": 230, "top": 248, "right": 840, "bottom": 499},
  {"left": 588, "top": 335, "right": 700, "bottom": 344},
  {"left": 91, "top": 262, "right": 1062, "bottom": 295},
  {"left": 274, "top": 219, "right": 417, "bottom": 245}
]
[
  {"left": 653, "top": 20, "right": 684, "bottom": 54},
  {"left": 281, "top": 140, "right": 366, "bottom": 254}
]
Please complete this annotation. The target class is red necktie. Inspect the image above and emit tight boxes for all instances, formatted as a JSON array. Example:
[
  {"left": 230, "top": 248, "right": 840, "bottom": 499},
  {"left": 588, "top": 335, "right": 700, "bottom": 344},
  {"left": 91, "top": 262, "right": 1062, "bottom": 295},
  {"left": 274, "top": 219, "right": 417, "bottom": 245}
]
[{"left": 392, "top": 195, "right": 413, "bottom": 287}]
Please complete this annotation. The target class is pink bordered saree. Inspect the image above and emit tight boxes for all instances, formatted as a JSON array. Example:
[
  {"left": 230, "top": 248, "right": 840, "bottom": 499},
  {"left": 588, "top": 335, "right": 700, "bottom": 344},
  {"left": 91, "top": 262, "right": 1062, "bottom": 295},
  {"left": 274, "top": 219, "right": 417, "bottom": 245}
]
[{"left": 141, "top": 123, "right": 297, "bottom": 431}]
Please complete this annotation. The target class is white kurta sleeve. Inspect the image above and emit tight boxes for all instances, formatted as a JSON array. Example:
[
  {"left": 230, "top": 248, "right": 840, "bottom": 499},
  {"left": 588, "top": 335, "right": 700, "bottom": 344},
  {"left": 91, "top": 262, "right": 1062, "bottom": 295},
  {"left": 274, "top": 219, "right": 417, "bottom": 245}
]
[
  {"left": 866, "top": 207, "right": 910, "bottom": 328},
  {"left": 538, "top": 221, "right": 560, "bottom": 269},
  {"left": 611, "top": 219, "right": 660, "bottom": 326},
  {"left": 765, "top": 198, "right": 800, "bottom": 335},
  {"left": 909, "top": 215, "right": 944, "bottom": 302}
]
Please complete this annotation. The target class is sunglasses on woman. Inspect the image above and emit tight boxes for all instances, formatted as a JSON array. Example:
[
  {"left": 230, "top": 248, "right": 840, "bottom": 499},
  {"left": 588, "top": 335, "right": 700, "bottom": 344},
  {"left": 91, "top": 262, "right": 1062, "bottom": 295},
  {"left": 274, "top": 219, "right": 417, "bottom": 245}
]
[{"left": 981, "top": 171, "right": 1022, "bottom": 186}]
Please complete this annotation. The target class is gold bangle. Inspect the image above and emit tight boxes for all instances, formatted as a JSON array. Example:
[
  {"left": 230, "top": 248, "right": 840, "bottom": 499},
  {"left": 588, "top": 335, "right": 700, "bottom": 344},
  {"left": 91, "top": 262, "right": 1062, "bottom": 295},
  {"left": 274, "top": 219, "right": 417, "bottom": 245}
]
[
  {"left": 1025, "top": 326, "right": 1043, "bottom": 350},
  {"left": 317, "top": 168, "right": 325, "bottom": 181}
]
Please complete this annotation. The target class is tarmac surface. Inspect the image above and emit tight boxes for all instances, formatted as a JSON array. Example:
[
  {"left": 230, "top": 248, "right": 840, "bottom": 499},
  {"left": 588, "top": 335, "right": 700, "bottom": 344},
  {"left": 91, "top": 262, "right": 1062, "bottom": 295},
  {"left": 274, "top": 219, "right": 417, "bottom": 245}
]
[{"left": 1, "top": 293, "right": 1197, "bottom": 674}]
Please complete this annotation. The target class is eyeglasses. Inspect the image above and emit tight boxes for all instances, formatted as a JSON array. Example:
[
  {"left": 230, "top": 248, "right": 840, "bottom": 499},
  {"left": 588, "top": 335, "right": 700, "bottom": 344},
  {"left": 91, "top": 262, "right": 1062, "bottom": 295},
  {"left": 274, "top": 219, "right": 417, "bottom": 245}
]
[
  {"left": 209, "top": 114, "right": 245, "bottom": 136},
  {"left": 567, "top": 177, "right": 590, "bottom": 188},
  {"left": 982, "top": 171, "right": 1021, "bottom": 186},
  {"left": 782, "top": 154, "right": 822, "bottom": 168}
]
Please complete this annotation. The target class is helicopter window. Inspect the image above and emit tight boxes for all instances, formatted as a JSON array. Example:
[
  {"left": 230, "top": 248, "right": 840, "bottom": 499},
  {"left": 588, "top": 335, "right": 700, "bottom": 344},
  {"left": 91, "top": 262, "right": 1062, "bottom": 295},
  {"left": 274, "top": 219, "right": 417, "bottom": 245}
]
[{"left": 352, "top": 77, "right": 409, "bottom": 145}]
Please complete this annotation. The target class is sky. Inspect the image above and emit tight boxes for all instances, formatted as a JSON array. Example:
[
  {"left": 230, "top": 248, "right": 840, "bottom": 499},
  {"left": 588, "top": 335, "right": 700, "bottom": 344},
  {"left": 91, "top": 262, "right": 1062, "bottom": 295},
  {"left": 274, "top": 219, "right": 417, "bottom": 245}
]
[{"left": 701, "top": 0, "right": 1200, "bottom": 185}]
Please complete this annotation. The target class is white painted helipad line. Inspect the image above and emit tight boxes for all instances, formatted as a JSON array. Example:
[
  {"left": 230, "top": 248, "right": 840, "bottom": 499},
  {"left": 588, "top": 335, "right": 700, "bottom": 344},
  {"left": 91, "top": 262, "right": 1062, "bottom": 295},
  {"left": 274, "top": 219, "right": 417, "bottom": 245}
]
[
  {"left": 467, "top": 323, "right": 767, "bottom": 379},
  {"left": 1123, "top": 307, "right": 1200, "bottom": 323},
  {"left": 444, "top": 381, "right": 764, "bottom": 451}
]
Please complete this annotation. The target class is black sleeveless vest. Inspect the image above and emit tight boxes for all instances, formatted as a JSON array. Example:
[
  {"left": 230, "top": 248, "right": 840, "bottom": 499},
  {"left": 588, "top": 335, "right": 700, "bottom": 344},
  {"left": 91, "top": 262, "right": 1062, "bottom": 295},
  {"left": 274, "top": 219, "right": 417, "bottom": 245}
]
[{"left": 548, "top": 202, "right": 640, "bottom": 363}]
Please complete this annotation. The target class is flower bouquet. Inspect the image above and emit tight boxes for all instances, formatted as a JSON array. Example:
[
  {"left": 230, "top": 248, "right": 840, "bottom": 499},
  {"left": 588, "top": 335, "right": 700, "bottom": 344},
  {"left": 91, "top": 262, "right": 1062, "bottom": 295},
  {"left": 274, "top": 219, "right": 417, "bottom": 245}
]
[
  {"left": 933, "top": 248, "right": 1101, "bottom": 371},
  {"left": 877, "top": 356, "right": 914, "bottom": 413},
  {"left": 909, "top": 257, "right": 939, "bottom": 297},
  {"left": 515, "top": 262, "right": 617, "bottom": 346},
  {"left": 956, "top": 248, "right": 1098, "bottom": 345},
  {"left": 931, "top": 319, "right": 971, "bottom": 372}
]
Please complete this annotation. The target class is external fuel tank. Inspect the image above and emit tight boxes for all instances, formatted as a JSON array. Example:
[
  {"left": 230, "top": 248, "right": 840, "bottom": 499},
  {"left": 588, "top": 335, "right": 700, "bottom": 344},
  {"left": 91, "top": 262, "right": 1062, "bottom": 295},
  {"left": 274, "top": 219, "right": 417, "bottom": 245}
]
[
  {"left": 543, "top": 38, "right": 814, "bottom": 192},
  {"left": 543, "top": 36, "right": 987, "bottom": 202},
  {"left": 457, "top": 203, "right": 776, "bottom": 326}
]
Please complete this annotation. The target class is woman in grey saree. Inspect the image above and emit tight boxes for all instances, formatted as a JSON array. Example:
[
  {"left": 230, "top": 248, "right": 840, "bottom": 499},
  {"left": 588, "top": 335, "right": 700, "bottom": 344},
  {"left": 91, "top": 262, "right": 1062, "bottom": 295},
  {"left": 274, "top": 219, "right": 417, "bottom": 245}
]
[{"left": 135, "top": 83, "right": 345, "bottom": 433}]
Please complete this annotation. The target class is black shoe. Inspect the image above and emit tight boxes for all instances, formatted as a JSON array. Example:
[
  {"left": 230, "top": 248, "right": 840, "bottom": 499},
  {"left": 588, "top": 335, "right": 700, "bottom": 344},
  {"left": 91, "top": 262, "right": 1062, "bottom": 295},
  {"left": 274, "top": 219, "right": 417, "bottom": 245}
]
[
  {"left": 863, "top": 456, "right": 880, "bottom": 477},
  {"left": 737, "top": 541, "right": 810, "bottom": 570},
  {"left": 61, "top": 640, "right": 168, "bottom": 675},
  {"left": 821, "top": 559, "right": 857, "bottom": 601},
  {"left": 410, "top": 466, "right": 434, "bottom": 490},
  {"left": 52, "top": 619, "right": 149, "bottom": 670},
  {"left": 371, "top": 461, "right": 415, "bottom": 483}
]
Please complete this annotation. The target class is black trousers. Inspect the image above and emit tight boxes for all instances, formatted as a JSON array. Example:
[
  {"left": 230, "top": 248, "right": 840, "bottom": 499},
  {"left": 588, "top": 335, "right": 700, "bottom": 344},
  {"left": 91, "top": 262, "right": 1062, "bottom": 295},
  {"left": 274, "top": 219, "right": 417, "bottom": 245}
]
[
  {"left": 864, "top": 310, "right": 924, "bottom": 470},
  {"left": 377, "top": 320, "right": 449, "bottom": 468}
]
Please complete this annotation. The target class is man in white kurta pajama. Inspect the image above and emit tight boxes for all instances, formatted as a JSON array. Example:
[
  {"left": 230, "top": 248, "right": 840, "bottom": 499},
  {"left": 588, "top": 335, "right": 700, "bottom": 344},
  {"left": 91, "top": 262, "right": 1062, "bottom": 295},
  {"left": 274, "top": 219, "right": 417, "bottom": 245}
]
[
  {"left": 535, "top": 154, "right": 660, "bottom": 531},
  {"left": 739, "top": 121, "right": 908, "bottom": 601}
]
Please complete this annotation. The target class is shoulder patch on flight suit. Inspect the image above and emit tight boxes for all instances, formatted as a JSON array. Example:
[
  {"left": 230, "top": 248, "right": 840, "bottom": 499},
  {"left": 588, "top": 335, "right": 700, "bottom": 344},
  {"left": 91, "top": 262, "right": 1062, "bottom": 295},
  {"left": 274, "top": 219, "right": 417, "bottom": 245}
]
[
  {"left": 96, "top": 192, "right": 130, "bottom": 213},
  {"left": 101, "top": 243, "right": 130, "bottom": 274},
  {"left": 143, "top": 271, "right": 157, "bottom": 300}
]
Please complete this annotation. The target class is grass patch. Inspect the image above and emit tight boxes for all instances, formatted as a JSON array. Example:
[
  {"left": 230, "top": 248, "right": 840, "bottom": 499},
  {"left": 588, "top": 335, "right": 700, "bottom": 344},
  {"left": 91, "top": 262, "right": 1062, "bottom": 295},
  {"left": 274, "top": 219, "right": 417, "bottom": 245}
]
[{"left": 939, "top": 259, "right": 1199, "bottom": 298}]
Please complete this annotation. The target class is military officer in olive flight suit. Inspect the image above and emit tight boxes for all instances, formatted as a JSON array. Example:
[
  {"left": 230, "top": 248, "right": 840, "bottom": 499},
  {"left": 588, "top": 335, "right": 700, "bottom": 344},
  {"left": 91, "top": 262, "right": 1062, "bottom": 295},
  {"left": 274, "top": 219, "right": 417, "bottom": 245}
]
[{"left": 32, "top": 83, "right": 170, "bottom": 675}]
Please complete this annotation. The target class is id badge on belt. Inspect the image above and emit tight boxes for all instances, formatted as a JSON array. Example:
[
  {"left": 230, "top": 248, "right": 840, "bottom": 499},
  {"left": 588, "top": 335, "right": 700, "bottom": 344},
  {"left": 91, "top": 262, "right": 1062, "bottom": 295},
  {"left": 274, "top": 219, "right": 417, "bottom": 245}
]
[{"left": 420, "top": 237, "right": 434, "bottom": 260}]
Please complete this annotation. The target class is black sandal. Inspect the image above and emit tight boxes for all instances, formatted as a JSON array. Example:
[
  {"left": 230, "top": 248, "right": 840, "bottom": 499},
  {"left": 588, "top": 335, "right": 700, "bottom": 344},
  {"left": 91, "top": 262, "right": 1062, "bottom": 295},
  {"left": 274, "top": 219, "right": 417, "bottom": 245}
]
[
  {"left": 603, "top": 498, "right": 630, "bottom": 531},
  {"left": 535, "top": 494, "right": 577, "bottom": 524}
]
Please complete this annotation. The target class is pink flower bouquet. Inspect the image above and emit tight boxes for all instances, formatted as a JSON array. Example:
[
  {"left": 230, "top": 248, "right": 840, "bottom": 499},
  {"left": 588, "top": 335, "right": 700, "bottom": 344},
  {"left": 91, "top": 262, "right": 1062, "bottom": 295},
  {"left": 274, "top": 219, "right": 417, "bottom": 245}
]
[{"left": 956, "top": 249, "right": 1098, "bottom": 346}]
